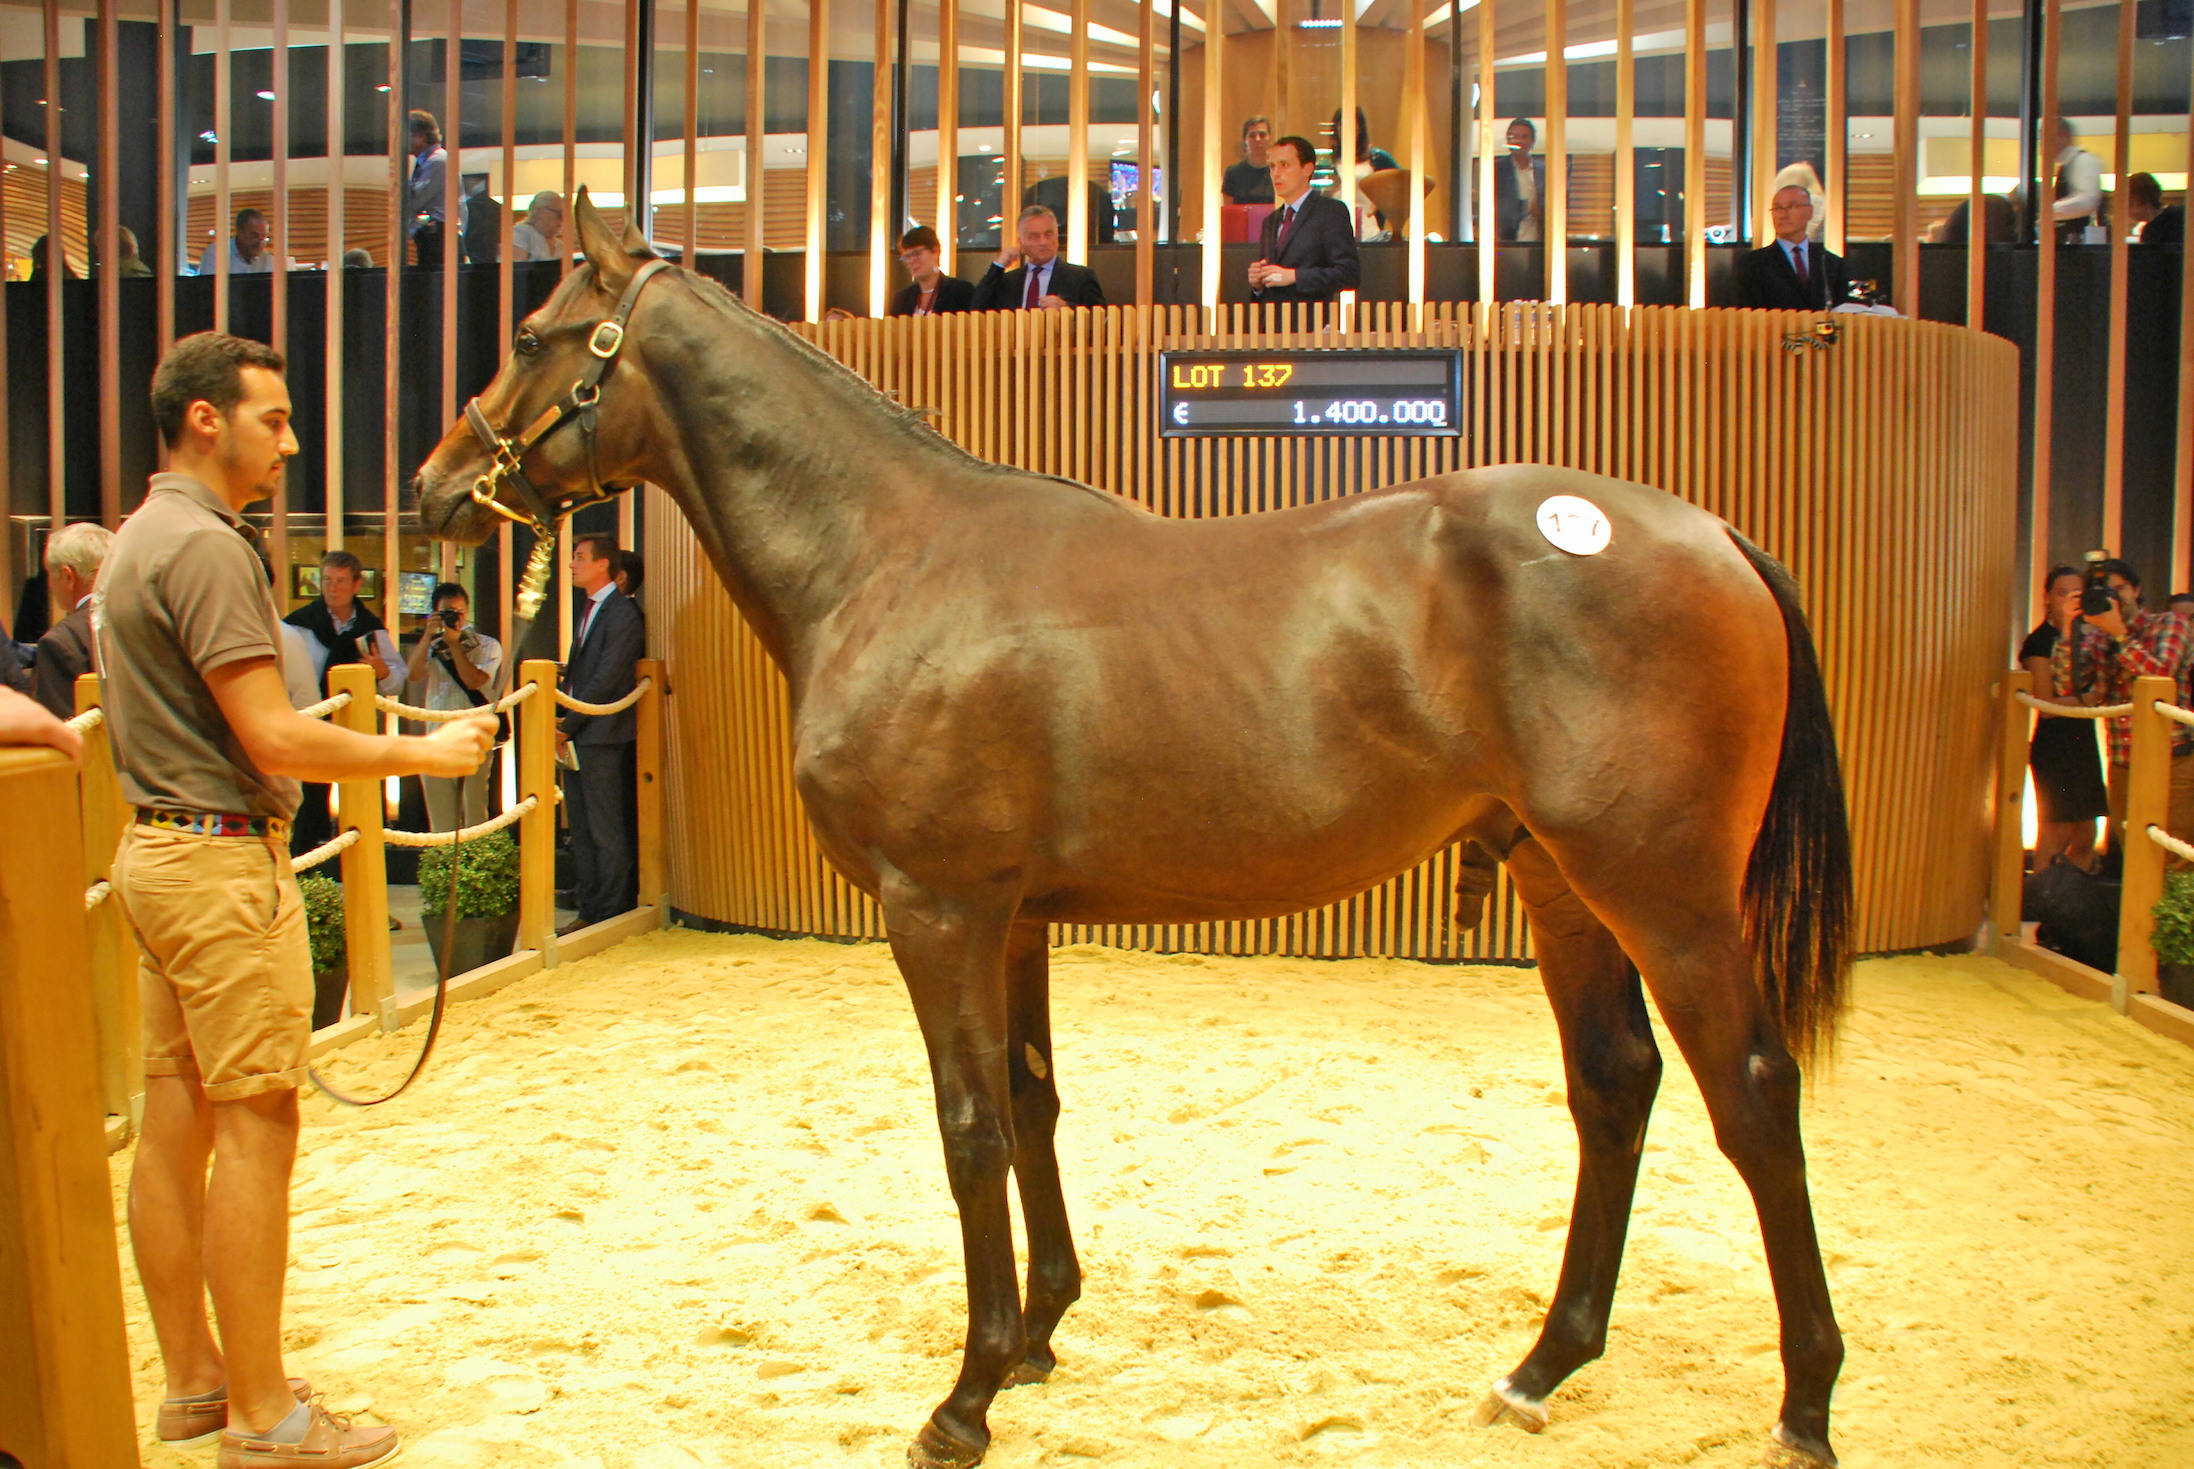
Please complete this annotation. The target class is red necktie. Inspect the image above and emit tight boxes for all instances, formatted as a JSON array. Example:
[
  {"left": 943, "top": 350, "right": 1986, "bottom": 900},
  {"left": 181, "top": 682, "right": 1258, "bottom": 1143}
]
[
  {"left": 1024, "top": 265, "right": 1042, "bottom": 308},
  {"left": 1276, "top": 206, "right": 1295, "bottom": 252},
  {"left": 1792, "top": 245, "right": 1808, "bottom": 288},
  {"left": 574, "top": 599, "right": 595, "bottom": 650}
]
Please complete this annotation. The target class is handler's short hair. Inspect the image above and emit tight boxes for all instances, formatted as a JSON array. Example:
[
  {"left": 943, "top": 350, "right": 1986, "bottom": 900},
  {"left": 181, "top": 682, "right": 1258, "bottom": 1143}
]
[
  {"left": 574, "top": 532, "right": 619, "bottom": 564},
  {"left": 149, "top": 332, "right": 287, "bottom": 448},
  {"left": 45, "top": 521, "right": 115, "bottom": 581},
  {"left": 1271, "top": 135, "right": 1319, "bottom": 168},
  {"left": 319, "top": 549, "right": 365, "bottom": 580}
]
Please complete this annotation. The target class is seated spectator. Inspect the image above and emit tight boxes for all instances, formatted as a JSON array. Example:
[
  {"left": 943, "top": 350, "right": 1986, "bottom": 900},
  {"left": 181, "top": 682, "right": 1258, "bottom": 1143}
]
[
  {"left": 28, "top": 234, "right": 76, "bottom": 280},
  {"left": 198, "top": 208, "right": 275, "bottom": 276},
  {"left": 341, "top": 248, "right": 374, "bottom": 268},
  {"left": 2054, "top": 557, "right": 2194, "bottom": 869},
  {"left": 2021, "top": 566, "right": 2107, "bottom": 873},
  {"left": 402, "top": 581, "right": 503, "bottom": 832},
  {"left": 1223, "top": 116, "right": 1276, "bottom": 206},
  {"left": 1732, "top": 185, "right": 1851, "bottom": 310},
  {"left": 1930, "top": 193, "right": 2017, "bottom": 245},
  {"left": 613, "top": 549, "right": 646, "bottom": 605},
  {"left": 2126, "top": 173, "right": 2184, "bottom": 248},
  {"left": 889, "top": 226, "right": 975, "bottom": 316},
  {"left": 32, "top": 521, "right": 113, "bottom": 720},
  {"left": 117, "top": 226, "right": 154, "bottom": 278},
  {"left": 512, "top": 191, "right": 566, "bottom": 261},
  {"left": 973, "top": 205, "right": 1106, "bottom": 311},
  {"left": 1493, "top": 118, "right": 1545, "bottom": 242}
]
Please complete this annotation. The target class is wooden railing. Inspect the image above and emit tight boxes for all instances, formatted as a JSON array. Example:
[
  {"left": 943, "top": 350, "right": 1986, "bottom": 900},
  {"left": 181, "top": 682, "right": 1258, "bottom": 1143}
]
[
  {"left": 58, "top": 655, "right": 670, "bottom": 1144},
  {"left": 1988, "top": 668, "right": 2194, "bottom": 1050}
]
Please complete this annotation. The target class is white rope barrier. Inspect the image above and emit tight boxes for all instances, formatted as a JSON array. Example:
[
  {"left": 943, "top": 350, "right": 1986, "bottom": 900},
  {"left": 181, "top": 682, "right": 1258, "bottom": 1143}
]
[
  {"left": 373, "top": 680, "right": 541, "bottom": 723},
  {"left": 64, "top": 706, "right": 104, "bottom": 735},
  {"left": 2155, "top": 700, "right": 2194, "bottom": 732},
  {"left": 554, "top": 676, "right": 652, "bottom": 718},
  {"left": 290, "top": 827, "right": 360, "bottom": 874},
  {"left": 379, "top": 796, "right": 538, "bottom": 849},
  {"left": 84, "top": 879, "right": 111, "bottom": 911},
  {"left": 2016, "top": 691, "right": 2133, "bottom": 719},
  {"left": 2148, "top": 824, "right": 2194, "bottom": 866},
  {"left": 299, "top": 691, "right": 352, "bottom": 721}
]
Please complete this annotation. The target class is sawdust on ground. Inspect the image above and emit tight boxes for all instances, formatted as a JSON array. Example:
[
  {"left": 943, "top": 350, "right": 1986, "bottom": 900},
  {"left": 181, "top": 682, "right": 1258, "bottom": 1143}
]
[{"left": 110, "top": 932, "right": 2194, "bottom": 1469}]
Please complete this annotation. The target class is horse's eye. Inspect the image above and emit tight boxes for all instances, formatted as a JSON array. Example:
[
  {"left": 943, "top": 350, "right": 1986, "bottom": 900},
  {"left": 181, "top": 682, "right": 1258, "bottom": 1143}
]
[{"left": 514, "top": 330, "right": 542, "bottom": 357}]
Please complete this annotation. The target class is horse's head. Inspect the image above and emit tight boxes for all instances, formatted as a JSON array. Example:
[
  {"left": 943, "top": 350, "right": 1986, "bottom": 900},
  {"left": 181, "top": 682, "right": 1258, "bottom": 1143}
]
[{"left": 413, "top": 187, "right": 674, "bottom": 547}]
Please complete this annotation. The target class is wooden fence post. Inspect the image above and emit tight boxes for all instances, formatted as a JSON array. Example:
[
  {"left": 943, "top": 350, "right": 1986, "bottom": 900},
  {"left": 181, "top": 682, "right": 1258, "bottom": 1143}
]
[
  {"left": 73, "top": 674, "right": 142, "bottom": 1134},
  {"left": 0, "top": 749, "right": 141, "bottom": 1468},
  {"left": 517, "top": 659, "right": 560, "bottom": 966},
  {"left": 1992, "top": 669, "right": 2033, "bottom": 942},
  {"left": 635, "top": 658, "right": 668, "bottom": 924},
  {"left": 2114, "top": 673, "right": 2174, "bottom": 1006},
  {"left": 329, "top": 665, "right": 395, "bottom": 1030}
]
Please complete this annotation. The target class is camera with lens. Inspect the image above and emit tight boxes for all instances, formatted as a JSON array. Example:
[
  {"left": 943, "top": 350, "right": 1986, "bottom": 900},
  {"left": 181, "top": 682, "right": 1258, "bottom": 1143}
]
[
  {"left": 439, "top": 606, "right": 462, "bottom": 628},
  {"left": 2080, "top": 550, "right": 2120, "bottom": 618}
]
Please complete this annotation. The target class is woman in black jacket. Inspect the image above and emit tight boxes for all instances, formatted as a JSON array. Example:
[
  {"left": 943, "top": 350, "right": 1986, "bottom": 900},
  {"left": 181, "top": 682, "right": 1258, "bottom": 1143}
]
[{"left": 888, "top": 226, "right": 975, "bottom": 317}]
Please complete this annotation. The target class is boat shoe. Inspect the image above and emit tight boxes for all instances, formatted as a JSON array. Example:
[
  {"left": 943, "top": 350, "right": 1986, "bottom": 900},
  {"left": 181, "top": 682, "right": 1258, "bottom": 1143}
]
[
  {"left": 216, "top": 1401, "right": 400, "bottom": 1469},
  {"left": 157, "top": 1379, "right": 314, "bottom": 1449}
]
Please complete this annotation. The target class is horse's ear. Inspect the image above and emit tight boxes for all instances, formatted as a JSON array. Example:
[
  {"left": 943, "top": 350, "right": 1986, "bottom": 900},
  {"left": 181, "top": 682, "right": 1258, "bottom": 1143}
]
[
  {"left": 621, "top": 211, "right": 657, "bottom": 261},
  {"left": 573, "top": 185, "right": 635, "bottom": 293}
]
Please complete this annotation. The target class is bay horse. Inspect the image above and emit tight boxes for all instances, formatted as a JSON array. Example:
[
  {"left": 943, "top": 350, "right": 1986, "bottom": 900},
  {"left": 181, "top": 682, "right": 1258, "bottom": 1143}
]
[{"left": 414, "top": 192, "right": 1852, "bottom": 1469}]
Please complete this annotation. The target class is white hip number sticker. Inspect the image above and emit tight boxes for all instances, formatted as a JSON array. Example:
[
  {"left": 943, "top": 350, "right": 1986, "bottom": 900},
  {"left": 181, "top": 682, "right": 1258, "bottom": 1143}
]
[{"left": 1535, "top": 495, "right": 1612, "bottom": 556}]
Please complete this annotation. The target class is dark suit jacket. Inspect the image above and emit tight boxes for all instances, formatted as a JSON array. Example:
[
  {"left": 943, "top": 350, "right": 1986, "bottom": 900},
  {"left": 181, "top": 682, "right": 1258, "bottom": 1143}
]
[
  {"left": 2142, "top": 205, "right": 2185, "bottom": 249},
  {"left": 1731, "top": 239, "right": 1850, "bottom": 311},
  {"left": 888, "top": 274, "right": 977, "bottom": 317},
  {"left": 33, "top": 603, "right": 94, "bottom": 720},
  {"left": 1492, "top": 153, "right": 1546, "bottom": 242},
  {"left": 560, "top": 588, "right": 645, "bottom": 746},
  {"left": 971, "top": 259, "right": 1107, "bottom": 311},
  {"left": 1253, "top": 192, "right": 1361, "bottom": 304}
]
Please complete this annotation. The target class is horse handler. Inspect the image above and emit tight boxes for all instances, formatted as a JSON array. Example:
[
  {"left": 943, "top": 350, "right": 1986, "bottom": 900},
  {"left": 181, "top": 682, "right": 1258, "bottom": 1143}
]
[{"left": 97, "top": 331, "right": 495, "bottom": 1468}]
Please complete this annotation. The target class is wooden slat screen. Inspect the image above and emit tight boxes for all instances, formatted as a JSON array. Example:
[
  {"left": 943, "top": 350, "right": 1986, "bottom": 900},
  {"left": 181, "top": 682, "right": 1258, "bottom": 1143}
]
[{"left": 647, "top": 303, "right": 2019, "bottom": 961}]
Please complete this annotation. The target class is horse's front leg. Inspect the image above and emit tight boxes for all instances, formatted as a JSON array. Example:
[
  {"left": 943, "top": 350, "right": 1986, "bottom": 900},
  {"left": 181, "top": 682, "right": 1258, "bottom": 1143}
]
[
  {"left": 1003, "top": 918, "right": 1080, "bottom": 1385},
  {"left": 884, "top": 880, "right": 1026, "bottom": 1469}
]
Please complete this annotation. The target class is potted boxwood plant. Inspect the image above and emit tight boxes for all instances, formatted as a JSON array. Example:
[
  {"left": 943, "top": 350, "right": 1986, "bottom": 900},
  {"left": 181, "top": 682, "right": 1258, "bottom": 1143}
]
[
  {"left": 418, "top": 827, "right": 522, "bottom": 979},
  {"left": 2152, "top": 870, "right": 2194, "bottom": 1010},
  {"left": 298, "top": 873, "right": 350, "bottom": 1030}
]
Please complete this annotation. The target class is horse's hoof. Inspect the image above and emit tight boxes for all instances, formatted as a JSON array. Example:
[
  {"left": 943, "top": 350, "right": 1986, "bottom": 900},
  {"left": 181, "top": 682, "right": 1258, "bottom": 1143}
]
[
  {"left": 1471, "top": 1379, "right": 1548, "bottom": 1434},
  {"left": 907, "top": 1420, "right": 986, "bottom": 1469},
  {"left": 1762, "top": 1424, "right": 1837, "bottom": 1469},
  {"left": 1006, "top": 1344, "right": 1056, "bottom": 1388}
]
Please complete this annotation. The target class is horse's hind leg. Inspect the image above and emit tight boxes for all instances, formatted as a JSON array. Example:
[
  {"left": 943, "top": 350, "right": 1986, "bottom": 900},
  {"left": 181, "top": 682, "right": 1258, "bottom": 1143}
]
[
  {"left": 1003, "top": 919, "right": 1081, "bottom": 1385},
  {"left": 1476, "top": 836, "right": 1663, "bottom": 1434}
]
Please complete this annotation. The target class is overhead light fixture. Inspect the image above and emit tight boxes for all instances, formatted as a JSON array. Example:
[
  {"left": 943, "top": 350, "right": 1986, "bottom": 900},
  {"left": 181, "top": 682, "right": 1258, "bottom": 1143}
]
[
  {"left": 1298, "top": 16, "right": 1341, "bottom": 25},
  {"left": 257, "top": 90, "right": 277, "bottom": 100}
]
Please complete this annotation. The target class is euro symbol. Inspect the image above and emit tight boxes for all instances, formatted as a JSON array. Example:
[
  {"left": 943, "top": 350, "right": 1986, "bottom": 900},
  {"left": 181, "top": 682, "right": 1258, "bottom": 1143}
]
[{"left": 1172, "top": 402, "right": 1189, "bottom": 426}]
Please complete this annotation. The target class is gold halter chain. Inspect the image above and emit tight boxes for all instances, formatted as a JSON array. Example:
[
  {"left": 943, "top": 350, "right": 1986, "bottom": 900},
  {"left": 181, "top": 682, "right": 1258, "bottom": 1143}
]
[{"left": 463, "top": 257, "right": 675, "bottom": 617}]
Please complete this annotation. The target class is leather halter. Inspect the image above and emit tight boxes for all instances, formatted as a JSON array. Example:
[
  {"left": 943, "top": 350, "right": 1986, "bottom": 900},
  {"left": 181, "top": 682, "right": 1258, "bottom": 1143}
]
[{"left": 464, "top": 256, "right": 673, "bottom": 534}]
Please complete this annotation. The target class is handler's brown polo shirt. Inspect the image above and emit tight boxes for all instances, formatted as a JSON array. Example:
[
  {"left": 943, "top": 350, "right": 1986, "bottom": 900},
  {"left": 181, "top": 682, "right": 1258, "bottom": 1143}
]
[{"left": 96, "top": 472, "right": 301, "bottom": 820}]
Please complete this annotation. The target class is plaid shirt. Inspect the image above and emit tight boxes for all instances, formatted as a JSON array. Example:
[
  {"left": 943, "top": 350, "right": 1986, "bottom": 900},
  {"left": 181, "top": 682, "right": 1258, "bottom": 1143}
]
[{"left": 2053, "top": 609, "right": 2194, "bottom": 765}]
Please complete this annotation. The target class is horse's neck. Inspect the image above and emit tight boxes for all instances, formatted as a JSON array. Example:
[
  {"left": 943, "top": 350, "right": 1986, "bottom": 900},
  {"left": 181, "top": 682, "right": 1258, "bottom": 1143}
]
[{"left": 652, "top": 319, "right": 960, "bottom": 672}]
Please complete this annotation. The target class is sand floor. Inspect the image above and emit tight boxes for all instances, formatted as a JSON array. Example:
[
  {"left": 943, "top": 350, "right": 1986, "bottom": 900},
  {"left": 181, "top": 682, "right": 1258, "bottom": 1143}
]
[{"left": 110, "top": 932, "right": 2194, "bottom": 1469}]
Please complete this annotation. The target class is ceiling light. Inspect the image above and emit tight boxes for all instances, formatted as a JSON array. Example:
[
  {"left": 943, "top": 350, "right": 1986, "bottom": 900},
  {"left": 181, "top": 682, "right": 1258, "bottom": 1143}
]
[{"left": 257, "top": 89, "right": 277, "bottom": 99}]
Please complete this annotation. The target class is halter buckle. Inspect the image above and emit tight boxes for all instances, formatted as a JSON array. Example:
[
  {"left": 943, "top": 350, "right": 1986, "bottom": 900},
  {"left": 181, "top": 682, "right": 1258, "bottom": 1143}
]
[{"left": 588, "top": 320, "right": 625, "bottom": 359}]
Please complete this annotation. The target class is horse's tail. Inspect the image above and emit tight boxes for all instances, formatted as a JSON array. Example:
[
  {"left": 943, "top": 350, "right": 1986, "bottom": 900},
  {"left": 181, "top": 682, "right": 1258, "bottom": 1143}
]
[{"left": 1727, "top": 528, "right": 1853, "bottom": 1071}]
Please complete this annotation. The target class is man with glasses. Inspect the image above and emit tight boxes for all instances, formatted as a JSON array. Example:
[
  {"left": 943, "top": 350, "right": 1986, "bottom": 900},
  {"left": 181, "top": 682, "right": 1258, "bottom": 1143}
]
[{"left": 1732, "top": 184, "right": 1850, "bottom": 311}]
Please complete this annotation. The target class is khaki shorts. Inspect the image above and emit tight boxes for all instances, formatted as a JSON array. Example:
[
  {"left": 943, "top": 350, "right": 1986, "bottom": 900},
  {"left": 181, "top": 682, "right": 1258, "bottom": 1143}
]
[{"left": 112, "top": 824, "right": 314, "bottom": 1101}]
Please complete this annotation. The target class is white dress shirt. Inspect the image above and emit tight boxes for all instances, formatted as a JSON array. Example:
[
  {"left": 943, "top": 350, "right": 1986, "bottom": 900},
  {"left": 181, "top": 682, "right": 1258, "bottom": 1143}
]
[
  {"left": 2053, "top": 146, "right": 2103, "bottom": 223},
  {"left": 512, "top": 222, "right": 560, "bottom": 261},
  {"left": 197, "top": 239, "right": 276, "bottom": 275},
  {"left": 407, "top": 146, "right": 448, "bottom": 231}
]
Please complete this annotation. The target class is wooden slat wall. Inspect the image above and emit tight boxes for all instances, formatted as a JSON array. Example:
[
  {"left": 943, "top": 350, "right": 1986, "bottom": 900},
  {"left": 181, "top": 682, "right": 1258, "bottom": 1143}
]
[
  {"left": 185, "top": 187, "right": 391, "bottom": 269},
  {"left": 2, "top": 168, "right": 87, "bottom": 275},
  {"left": 647, "top": 303, "right": 2020, "bottom": 960}
]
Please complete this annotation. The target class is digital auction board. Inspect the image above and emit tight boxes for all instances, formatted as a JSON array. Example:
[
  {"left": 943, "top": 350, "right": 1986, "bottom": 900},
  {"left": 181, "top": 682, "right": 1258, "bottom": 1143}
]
[{"left": 1159, "top": 348, "right": 1463, "bottom": 438}]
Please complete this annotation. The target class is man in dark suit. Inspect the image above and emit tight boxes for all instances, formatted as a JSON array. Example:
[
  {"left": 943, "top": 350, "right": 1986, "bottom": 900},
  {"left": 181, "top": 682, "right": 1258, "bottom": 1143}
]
[
  {"left": 558, "top": 532, "right": 646, "bottom": 932},
  {"left": 888, "top": 226, "right": 977, "bottom": 316},
  {"left": 1732, "top": 184, "right": 1851, "bottom": 310},
  {"left": 1249, "top": 135, "right": 1361, "bottom": 306},
  {"left": 32, "top": 521, "right": 111, "bottom": 719},
  {"left": 1492, "top": 117, "right": 1546, "bottom": 242},
  {"left": 971, "top": 205, "right": 1107, "bottom": 310}
]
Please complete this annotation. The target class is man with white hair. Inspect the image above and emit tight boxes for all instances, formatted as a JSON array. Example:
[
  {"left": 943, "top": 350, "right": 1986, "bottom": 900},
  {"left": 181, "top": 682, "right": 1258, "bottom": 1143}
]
[
  {"left": 34, "top": 520, "right": 114, "bottom": 719},
  {"left": 512, "top": 190, "right": 566, "bottom": 262}
]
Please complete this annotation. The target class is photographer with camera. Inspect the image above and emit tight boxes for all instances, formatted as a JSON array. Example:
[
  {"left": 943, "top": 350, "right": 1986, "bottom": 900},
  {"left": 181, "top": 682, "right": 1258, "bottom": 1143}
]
[
  {"left": 2052, "top": 556, "right": 2194, "bottom": 867},
  {"left": 403, "top": 581, "right": 503, "bottom": 831}
]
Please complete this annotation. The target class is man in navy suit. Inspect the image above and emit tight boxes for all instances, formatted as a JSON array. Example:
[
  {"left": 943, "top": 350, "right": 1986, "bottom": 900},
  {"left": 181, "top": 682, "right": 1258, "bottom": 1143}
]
[
  {"left": 1250, "top": 136, "right": 1361, "bottom": 305},
  {"left": 971, "top": 205, "right": 1107, "bottom": 310},
  {"left": 1732, "top": 184, "right": 1851, "bottom": 311},
  {"left": 558, "top": 532, "right": 646, "bottom": 931}
]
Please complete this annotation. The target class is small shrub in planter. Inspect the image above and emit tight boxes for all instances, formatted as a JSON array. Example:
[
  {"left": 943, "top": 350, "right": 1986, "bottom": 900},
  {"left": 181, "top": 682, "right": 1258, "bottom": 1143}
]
[
  {"left": 418, "top": 828, "right": 522, "bottom": 977},
  {"left": 2152, "top": 870, "right": 2194, "bottom": 1009},
  {"left": 297, "top": 874, "right": 350, "bottom": 1029}
]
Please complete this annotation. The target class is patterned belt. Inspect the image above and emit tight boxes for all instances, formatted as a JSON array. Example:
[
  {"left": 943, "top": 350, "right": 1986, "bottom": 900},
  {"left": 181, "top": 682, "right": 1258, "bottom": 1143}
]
[{"left": 135, "top": 809, "right": 293, "bottom": 841}]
